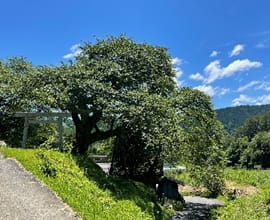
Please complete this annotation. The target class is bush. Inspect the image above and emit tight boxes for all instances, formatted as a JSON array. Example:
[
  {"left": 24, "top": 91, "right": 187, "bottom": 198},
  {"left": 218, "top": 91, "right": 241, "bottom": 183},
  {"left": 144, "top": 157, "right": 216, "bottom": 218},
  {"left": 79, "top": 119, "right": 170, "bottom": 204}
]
[{"left": 36, "top": 152, "right": 57, "bottom": 177}]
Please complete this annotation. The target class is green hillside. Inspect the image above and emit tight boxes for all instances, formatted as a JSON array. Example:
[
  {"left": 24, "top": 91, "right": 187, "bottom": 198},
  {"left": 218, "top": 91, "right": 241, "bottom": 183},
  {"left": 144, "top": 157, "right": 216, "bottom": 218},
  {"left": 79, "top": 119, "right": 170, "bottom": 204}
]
[
  {"left": 0, "top": 148, "right": 171, "bottom": 220},
  {"left": 216, "top": 104, "right": 270, "bottom": 134}
]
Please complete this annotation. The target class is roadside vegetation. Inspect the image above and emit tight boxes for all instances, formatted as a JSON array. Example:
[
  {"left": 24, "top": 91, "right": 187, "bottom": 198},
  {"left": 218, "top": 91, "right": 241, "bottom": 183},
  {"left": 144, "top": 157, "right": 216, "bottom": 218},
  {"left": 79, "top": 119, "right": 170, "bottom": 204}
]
[
  {"left": 165, "top": 167, "right": 270, "bottom": 219},
  {"left": 215, "top": 168, "right": 270, "bottom": 220},
  {"left": 0, "top": 147, "right": 173, "bottom": 220}
]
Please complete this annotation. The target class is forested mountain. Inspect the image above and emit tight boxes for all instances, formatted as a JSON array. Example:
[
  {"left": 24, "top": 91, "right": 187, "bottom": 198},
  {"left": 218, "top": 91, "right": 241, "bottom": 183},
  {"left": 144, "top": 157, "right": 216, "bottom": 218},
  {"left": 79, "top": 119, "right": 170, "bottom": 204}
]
[
  {"left": 226, "top": 110, "right": 270, "bottom": 168},
  {"left": 216, "top": 104, "right": 270, "bottom": 134}
]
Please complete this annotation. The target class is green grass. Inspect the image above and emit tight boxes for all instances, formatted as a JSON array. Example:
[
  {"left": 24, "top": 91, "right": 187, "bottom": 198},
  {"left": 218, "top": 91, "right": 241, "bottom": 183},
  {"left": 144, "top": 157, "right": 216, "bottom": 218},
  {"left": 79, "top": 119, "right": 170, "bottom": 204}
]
[
  {"left": 0, "top": 147, "right": 172, "bottom": 220},
  {"left": 165, "top": 168, "right": 270, "bottom": 219},
  {"left": 224, "top": 168, "right": 270, "bottom": 187},
  {"left": 215, "top": 168, "right": 270, "bottom": 220}
]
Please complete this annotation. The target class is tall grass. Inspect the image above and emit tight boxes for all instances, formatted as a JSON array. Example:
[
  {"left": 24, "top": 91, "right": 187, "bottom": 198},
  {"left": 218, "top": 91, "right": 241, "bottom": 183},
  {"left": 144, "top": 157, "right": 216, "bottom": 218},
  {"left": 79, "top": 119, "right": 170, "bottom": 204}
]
[
  {"left": 216, "top": 168, "right": 270, "bottom": 220},
  {"left": 224, "top": 168, "right": 270, "bottom": 187}
]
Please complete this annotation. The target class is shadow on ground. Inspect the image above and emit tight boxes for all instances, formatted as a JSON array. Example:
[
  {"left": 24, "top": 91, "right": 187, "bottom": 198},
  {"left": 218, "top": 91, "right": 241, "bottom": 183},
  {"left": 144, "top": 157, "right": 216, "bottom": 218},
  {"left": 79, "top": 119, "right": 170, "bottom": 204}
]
[
  {"left": 73, "top": 155, "right": 167, "bottom": 220},
  {"left": 172, "top": 196, "right": 224, "bottom": 220}
]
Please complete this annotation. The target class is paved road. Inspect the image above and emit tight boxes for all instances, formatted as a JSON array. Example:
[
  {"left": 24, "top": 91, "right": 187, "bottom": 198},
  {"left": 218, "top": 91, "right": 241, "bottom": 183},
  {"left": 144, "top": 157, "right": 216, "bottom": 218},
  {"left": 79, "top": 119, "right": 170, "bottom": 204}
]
[
  {"left": 172, "top": 196, "right": 224, "bottom": 220},
  {"left": 0, "top": 154, "right": 81, "bottom": 220}
]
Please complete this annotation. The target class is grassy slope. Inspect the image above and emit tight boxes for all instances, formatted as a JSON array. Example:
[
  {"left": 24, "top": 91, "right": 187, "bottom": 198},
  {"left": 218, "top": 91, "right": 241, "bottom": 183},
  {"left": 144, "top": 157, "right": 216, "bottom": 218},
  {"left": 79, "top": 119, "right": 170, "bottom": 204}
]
[
  {"left": 0, "top": 147, "right": 172, "bottom": 220},
  {"left": 215, "top": 169, "right": 270, "bottom": 220}
]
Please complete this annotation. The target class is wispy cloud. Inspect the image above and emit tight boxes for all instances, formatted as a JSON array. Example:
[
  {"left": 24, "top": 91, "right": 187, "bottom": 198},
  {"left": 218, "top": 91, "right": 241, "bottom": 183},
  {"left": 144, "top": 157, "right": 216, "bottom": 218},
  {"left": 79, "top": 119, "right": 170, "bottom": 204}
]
[
  {"left": 194, "top": 85, "right": 229, "bottom": 97},
  {"left": 251, "top": 30, "right": 270, "bottom": 49},
  {"left": 194, "top": 85, "right": 216, "bottom": 97},
  {"left": 171, "top": 57, "right": 183, "bottom": 65},
  {"left": 237, "top": 80, "right": 260, "bottom": 92},
  {"left": 251, "top": 30, "right": 270, "bottom": 36},
  {"left": 172, "top": 57, "right": 184, "bottom": 86},
  {"left": 232, "top": 94, "right": 270, "bottom": 106},
  {"left": 175, "top": 67, "right": 183, "bottom": 78},
  {"left": 63, "top": 44, "right": 82, "bottom": 59},
  {"left": 229, "top": 44, "right": 245, "bottom": 57},
  {"left": 219, "top": 88, "right": 230, "bottom": 96},
  {"left": 176, "top": 80, "right": 184, "bottom": 87},
  {"left": 189, "top": 72, "right": 204, "bottom": 81},
  {"left": 204, "top": 59, "right": 262, "bottom": 84},
  {"left": 210, "top": 50, "right": 219, "bottom": 57},
  {"left": 256, "top": 81, "right": 270, "bottom": 91},
  {"left": 255, "top": 39, "right": 270, "bottom": 49},
  {"left": 232, "top": 94, "right": 255, "bottom": 106}
]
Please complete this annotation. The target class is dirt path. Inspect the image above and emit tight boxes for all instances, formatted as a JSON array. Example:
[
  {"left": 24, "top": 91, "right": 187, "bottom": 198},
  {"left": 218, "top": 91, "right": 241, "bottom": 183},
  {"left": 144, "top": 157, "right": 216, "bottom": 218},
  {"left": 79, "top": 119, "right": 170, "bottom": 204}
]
[
  {"left": 0, "top": 154, "right": 81, "bottom": 220},
  {"left": 172, "top": 196, "right": 224, "bottom": 220}
]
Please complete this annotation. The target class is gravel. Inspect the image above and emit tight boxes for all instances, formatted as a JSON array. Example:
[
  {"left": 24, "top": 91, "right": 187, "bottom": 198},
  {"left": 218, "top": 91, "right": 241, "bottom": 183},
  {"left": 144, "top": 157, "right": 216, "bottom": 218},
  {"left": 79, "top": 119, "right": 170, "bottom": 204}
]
[{"left": 0, "top": 154, "right": 81, "bottom": 220}]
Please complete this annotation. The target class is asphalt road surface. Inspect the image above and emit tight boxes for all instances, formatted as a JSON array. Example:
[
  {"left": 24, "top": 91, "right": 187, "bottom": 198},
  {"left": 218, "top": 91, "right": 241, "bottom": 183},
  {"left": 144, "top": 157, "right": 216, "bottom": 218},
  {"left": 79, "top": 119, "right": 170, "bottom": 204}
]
[
  {"left": 172, "top": 196, "right": 224, "bottom": 220},
  {"left": 0, "top": 154, "right": 81, "bottom": 220}
]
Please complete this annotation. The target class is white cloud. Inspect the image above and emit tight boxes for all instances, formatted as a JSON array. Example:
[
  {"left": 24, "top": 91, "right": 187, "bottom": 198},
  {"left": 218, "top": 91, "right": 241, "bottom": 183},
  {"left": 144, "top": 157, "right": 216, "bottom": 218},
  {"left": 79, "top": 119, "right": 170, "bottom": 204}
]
[
  {"left": 219, "top": 88, "right": 230, "bottom": 96},
  {"left": 172, "top": 57, "right": 184, "bottom": 80},
  {"left": 176, "top": 80, "right": 184, "bottom": 87},
  {"left": 257, "top": 81, "right": 270, "bottom": 91},
  {"left": 195, "top": 85, "right": 230, "bottom": 97},
  {"left": 229, "top": 44, "right": 245, "bottom": 57},
  {"left": 63, "top": 44, "right": 82, "bottom": 59},
  {"left": 232, "top": 94, "right": 256, "bottom": 106},
  {"left": 174, "top": 77, "right": 184, "bottom": 87},
  {"left": 232, "top": 94, "right": 270, "bottom": 106},
  {"left": 174, "top": 67, "right": 183, "bottom": 78},
  {"left": 194, "top": 85, "right": 216, "bottom": 97},
  {"left": 204, "top": 59, "right": 262, "bottom": 84},
  {"left": 210, "top": 50, "right": 219, "bottom": 57},
  {"left": 237, "top": 81, "right": 260, "bottom": 92},
  {"left": 257, "top": 95, "right": 270, "bottom": 105},
  {"left": 190, "top": 72, "right": 204, "bottom": 81},
  {"left": 171, "top": 57, "right": 183, "bottom": 65}
]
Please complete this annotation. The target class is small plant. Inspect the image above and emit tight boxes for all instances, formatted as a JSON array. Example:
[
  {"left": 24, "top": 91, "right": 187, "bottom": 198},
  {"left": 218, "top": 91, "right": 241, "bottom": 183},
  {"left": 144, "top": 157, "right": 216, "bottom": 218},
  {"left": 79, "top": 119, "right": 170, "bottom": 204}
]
[{"left": 36, "top": 152, "right": 57, "bottom": 177}]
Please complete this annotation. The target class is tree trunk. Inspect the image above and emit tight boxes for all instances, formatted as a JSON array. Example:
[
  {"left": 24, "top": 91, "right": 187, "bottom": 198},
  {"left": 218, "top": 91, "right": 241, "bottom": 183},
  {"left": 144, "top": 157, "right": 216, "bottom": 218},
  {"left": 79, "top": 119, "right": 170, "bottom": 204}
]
[
  {"left": 71, "top": 112, "right": 116, "bottom": 155},
  {"left": 71, "top": 113, "right": 92, "bottom": 154}
]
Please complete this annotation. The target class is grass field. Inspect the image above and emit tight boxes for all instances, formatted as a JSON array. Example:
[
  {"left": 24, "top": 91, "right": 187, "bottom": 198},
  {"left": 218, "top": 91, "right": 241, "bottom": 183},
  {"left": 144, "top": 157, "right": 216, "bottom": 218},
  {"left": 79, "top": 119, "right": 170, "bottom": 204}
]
[
  {"left": 215, "top": 168, "right": 270, "bottom": 220},
  {"left": 0, "top": 147, "right": 173, "bottom": 220}
]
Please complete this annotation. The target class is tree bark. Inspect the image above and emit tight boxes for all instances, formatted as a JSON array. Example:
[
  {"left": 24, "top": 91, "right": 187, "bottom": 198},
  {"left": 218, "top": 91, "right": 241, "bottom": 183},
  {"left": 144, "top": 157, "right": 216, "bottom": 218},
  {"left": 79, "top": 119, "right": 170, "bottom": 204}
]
[
  {"left": 71, "top": 112, "right": 116, "bottom": 155},
  {"left": 71, "top": 113, "right": 91, "bottom": 154}
]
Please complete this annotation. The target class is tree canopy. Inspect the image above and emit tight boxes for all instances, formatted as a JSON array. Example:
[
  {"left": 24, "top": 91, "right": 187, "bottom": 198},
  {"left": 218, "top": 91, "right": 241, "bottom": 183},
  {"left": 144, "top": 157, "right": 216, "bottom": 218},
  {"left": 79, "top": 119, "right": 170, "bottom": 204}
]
[{"left": 0, "top": 36, "right": 225, "bottom": 190}]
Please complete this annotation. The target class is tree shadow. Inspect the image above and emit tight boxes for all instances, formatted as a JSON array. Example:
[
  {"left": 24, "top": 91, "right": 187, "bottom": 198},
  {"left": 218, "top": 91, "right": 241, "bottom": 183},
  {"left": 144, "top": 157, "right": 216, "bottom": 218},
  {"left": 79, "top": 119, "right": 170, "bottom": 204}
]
[
  {"left": 172, "top": 202, "right": 220, "bottom": 220},
  {"left": 73, "top": 154, "right": 167, "bottom": 219}
]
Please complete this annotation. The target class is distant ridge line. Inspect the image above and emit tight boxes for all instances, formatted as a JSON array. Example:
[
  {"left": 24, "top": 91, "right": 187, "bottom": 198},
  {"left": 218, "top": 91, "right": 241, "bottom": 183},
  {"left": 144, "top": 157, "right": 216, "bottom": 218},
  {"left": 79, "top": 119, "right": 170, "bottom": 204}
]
[{"left": 216, "top": 104, "right": 270, "bottom": 134}]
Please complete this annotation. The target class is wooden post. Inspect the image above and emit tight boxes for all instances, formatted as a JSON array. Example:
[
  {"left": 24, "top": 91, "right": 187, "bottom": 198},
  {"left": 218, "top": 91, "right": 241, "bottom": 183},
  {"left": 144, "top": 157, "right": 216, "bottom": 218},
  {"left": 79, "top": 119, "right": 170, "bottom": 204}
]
[{"left": 22, "top": 116, "right": 29, "bottom": 148}]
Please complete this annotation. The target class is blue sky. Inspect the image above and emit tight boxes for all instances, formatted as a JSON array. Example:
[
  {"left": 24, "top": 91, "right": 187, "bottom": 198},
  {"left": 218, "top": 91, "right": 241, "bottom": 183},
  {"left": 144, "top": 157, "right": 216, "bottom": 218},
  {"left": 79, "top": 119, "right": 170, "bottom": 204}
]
[{"left": 1, "top": 0, "right": 270, "bottom": 109}]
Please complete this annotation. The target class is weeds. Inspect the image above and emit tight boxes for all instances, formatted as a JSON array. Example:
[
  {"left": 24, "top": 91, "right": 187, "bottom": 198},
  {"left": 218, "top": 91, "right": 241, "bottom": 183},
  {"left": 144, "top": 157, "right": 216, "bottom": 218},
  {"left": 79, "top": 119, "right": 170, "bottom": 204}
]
[
  {"left": 36, "top": 152, "right": 57, "bottom": 177},
  {"left": 216, "top": 168, "right": 270, "bottom": 220}
]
